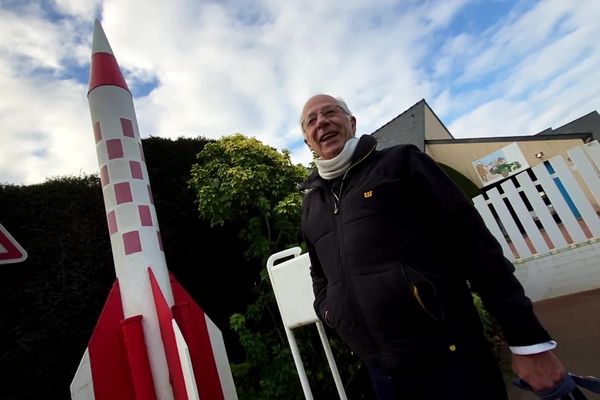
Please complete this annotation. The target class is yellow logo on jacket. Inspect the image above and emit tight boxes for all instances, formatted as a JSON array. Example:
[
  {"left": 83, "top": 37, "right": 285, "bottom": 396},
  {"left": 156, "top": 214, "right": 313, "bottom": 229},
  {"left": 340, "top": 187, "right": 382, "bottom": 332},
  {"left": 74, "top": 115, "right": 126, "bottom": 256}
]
[{"left": 363, "top": 190, "right": 373, "bottom": 198}]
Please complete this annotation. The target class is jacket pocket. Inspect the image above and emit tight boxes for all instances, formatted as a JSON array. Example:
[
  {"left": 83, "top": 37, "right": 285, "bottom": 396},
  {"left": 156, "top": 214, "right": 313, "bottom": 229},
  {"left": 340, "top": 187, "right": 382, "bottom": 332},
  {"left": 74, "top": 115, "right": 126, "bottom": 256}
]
[
  {"left": 401, "top": 266, "right": 445, "bottom": 323},
  {"left": 352, "top": 266, "right": 444, "bottom": 338},
  {"left": 325, "top": 281, "right": 351, "bottom": 331},
  {"left": 325, "top": 281, "right": 372, "bottom": 354}
]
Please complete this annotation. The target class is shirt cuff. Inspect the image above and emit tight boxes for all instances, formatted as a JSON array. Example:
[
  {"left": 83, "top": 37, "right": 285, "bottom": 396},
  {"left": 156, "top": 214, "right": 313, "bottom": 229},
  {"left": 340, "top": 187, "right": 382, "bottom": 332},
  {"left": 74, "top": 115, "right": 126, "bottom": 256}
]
[{"left": 510, "top": 340, "right": 557, "bottom": 355}]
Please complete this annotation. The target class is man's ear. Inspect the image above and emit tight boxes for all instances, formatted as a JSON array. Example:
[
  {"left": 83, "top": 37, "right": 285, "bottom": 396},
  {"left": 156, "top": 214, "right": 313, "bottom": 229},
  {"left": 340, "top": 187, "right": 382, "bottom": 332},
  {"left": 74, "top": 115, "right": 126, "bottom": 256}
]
[
  {"left": 304, "top": 138, "right": 314, "bottom": 152},
  {"left": 351, "top": 116, "right": 357, "bottom": 135}
]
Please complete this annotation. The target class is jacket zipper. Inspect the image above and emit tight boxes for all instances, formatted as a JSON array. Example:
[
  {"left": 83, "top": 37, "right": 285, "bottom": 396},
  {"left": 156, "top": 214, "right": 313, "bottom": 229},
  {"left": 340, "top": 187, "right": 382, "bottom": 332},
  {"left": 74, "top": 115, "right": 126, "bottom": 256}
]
[
  {"left": 331, "top": 143, "right": 380, "bottom": 354},
  {"left": 331, "top": 144, "right": 376, "bottom": 214}
]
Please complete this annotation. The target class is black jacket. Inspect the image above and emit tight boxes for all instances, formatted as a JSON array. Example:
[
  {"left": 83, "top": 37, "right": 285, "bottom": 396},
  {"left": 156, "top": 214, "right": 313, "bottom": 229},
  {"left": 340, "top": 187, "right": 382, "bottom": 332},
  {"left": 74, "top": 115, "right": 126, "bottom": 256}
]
[{"left": 301, "top": 135, "right": 550, "bottom": 370}]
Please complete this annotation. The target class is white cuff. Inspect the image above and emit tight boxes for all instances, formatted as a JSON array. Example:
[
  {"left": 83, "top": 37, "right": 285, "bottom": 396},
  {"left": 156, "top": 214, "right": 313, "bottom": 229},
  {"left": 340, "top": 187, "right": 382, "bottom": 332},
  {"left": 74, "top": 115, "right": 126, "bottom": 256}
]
[{"left": 510, "top": 340, "right": 557, "bottom": 355}]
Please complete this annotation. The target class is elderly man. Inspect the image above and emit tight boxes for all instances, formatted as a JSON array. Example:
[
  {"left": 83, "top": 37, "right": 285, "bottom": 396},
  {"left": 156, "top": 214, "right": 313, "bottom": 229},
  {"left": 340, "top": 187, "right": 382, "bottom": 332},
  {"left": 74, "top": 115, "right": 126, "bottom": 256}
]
[{"left": 300, "top": 94, "right": 565, "bottom": 399}]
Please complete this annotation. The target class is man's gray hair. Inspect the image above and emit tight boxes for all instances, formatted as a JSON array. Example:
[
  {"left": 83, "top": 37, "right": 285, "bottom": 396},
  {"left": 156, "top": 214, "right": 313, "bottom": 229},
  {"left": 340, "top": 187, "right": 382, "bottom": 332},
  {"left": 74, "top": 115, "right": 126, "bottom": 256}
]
[
  {"left": 300, "top": 95, "right": 352, "bottom": 135},
  {"left": 335, "top": 97, "right": 352, "bottom": 116}
]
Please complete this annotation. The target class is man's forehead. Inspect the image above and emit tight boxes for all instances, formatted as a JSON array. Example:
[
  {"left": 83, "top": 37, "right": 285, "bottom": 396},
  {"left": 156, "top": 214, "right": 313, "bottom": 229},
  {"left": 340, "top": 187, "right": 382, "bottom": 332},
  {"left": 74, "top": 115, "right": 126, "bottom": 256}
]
[{"left": 302, "top": 95, "right": 337, "bottom": 116}]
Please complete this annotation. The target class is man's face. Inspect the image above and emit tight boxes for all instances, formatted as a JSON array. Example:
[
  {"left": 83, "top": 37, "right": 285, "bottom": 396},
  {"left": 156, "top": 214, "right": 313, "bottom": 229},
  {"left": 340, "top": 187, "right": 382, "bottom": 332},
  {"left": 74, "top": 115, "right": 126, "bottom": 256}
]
[{"left": 301, "top": 95, "right": 356, "bottom": 160}]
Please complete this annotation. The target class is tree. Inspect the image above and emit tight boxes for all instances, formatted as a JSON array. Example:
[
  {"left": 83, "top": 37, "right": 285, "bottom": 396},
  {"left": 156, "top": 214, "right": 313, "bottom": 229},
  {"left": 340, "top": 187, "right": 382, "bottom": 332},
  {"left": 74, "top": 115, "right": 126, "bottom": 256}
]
[
  {"left": 189, "top": 134, "right": 307, "bottom": 261},
  {"left": 0, "top": 175, "right": 115, "bottom": 398},
  {"left": 190, "top": 134, "right": 315, "bottom": 398},
  {"left": 142, "top": 136, "right": 256, "bottom": 356}
]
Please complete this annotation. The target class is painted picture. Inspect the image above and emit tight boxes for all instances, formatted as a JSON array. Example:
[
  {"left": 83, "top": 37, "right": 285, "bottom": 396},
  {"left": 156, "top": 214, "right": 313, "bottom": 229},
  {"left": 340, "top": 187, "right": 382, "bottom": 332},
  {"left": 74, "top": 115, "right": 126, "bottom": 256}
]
[{"left": 472, "top": 142, "right": 529, "bottom": 187}]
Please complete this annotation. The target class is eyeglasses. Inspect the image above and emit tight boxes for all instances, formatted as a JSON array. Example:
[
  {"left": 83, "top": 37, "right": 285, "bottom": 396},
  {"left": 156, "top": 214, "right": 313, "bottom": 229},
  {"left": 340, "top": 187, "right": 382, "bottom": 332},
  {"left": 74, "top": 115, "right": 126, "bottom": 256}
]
[{"left": 302, "top": 105, "right": 349, "bottom": 131}]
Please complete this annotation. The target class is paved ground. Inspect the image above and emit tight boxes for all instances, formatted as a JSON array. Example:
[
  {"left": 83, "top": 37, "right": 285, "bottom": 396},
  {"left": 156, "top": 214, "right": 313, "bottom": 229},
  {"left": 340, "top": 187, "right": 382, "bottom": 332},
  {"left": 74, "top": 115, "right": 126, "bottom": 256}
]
[{"left": 505, "top": 288, "right": 600, "bottom": 399}]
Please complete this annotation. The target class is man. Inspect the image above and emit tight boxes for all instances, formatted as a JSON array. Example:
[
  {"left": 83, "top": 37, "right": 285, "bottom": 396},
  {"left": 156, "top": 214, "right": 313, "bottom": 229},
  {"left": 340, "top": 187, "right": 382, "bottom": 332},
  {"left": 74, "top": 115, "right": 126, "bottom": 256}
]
[{"left": 300, "top": 94, "right": 566, "bottom": 399}]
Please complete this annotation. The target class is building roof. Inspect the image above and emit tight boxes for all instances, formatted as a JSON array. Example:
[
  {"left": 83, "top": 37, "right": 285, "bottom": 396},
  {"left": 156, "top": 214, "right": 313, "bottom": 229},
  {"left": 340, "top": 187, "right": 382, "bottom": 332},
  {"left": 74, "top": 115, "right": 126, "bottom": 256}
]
[
  {"left": 370, "top": 100, "right": 599, "bottom": 149},
  {"left": 426, "top": 132, "right": 591, "bottom": 145},
  {"left": 535, "top": 111, "right": 600, "bottom": 141}
]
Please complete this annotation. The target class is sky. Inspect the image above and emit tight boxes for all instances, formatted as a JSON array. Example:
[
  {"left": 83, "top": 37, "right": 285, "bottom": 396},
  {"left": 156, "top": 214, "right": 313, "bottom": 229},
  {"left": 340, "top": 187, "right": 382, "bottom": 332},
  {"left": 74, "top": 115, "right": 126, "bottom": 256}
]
[{"left": 1, "top": 0, "right": 599, "bottom": 185}]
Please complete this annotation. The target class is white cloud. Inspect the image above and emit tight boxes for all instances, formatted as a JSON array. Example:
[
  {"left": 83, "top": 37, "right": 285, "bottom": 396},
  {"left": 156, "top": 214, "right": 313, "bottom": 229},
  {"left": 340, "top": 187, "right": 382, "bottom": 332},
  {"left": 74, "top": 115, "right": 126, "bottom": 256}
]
[
  {"left": 440, "top": 1, "right": 600, "bottom": 138},
  {"left": 0, "top": 0, "right": 599, "bottom": 185},
  {"left": 51, "top": 0, "right": 101, "bottom": 19},
  {"left": 0, "top": 8, "right": 63, "bottom": 71},
  {"left": 0, "top": 71, "right": 94, "bottom": 184}
]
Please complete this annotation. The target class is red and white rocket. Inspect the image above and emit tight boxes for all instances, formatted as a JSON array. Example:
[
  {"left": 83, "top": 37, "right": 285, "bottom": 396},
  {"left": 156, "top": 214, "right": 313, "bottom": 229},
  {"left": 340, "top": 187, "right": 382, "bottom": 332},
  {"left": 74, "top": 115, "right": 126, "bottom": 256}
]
[{"left": 71, "top": 20, "right": 238, "bottom": 400}]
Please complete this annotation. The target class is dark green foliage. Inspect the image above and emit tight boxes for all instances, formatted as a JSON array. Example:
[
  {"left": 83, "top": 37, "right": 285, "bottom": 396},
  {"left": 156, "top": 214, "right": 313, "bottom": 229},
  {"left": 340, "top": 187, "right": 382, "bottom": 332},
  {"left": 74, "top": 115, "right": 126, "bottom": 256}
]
[
  {"left": 438, "top": 162, "right": 481, "bottom": 199},
  {"left": 190, "top": 135, "right": 310, "bottom": 398},
  {"left": 0, "top": 175, "right": 114, "bottom": 398},
  {"left": 0, "top": 136, "right": 255, "bottom": 398},
  {"left": 143, "top": 137, "right": 258, "bottom": 352},
  {"left": 472, "top": 293, "right": 509, "bottom": 373},
  {"left": 189, "top": 134, "right": 308, "bottom": 260}
]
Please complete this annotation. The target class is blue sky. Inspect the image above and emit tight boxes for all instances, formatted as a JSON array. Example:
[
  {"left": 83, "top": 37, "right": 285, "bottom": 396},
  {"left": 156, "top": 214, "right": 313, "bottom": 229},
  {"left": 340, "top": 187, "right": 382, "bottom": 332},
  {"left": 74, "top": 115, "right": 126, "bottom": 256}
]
[{"left": 1, "top": 0, "right": 599, "bottom": 184}]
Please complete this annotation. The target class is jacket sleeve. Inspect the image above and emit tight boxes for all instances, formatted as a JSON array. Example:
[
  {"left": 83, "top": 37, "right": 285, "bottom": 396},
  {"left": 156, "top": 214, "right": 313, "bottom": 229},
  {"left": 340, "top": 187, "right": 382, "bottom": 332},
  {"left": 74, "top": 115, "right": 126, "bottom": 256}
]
[
  {"left": 400, "top": 145, "right": 551, "bottom": 346},
  {"left": 305, "top": 237, "right": 329, "bottom": 324}
]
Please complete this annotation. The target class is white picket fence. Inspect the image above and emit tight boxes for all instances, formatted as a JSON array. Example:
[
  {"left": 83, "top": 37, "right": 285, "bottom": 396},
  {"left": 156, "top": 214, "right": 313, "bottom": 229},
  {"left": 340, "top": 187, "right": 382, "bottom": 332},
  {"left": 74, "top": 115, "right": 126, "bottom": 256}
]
[{"left": 473, "top": 140, "right": 600, "bottom": 301}]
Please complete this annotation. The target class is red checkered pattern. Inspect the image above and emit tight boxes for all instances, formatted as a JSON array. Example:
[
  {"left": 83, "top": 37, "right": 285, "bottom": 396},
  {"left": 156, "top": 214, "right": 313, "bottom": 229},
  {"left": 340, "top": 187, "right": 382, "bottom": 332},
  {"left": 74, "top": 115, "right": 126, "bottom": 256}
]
[
  {"left": 147, "top": 185, "right": 154, "bottom": 204},
  {"left": 114, "top": 182, "right": 133, "bottom": 204},
  {"left": 100, "top": 165, "right": 109, "bottom": 187},
  {"left": 157, "top": 231, "right": 163, "bottom": 251},
  {"left": 107, "top": 211, "right": 118, "bottom": 235},
  {"left": 130, "top": 161, "right": 143, "bottom": 179},
  {"left": 106, "top": 139, "right": 124, "bottom": 160},
  {"left": 121, "top": 118, "right": 135, "bottom": 138},
  {"left": 94, "top": 122, "right": 102, "bottom": 143},
  {"left": 123, "top": 231, "right": 142, "bottom": 255},
  {"left": 139, "top": 205, "right": 153, "bottom": 226}
]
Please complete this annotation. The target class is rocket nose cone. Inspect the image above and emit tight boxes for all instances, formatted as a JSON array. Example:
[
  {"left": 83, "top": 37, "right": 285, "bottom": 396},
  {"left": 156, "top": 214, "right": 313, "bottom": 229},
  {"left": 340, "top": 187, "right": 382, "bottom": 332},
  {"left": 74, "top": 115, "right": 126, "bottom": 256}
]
[
  {"left": 92, "top": 19, "right": 114, "bottom": 55},
  {"left": 88, "top": 19, "right": 129, "bottom": 94}
]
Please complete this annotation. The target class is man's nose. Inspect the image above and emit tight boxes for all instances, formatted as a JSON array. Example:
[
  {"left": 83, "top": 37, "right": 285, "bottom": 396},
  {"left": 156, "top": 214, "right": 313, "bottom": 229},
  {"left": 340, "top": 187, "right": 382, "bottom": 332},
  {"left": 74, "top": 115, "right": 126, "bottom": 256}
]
[{"left": 316, "top": 113, "right": 330, "bottom": 129}]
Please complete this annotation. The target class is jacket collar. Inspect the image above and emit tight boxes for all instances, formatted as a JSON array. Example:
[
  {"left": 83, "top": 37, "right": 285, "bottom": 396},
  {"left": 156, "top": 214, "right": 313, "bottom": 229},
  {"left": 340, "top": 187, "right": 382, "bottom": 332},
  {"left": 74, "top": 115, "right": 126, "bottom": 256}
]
[{"left": 302, "top": 135, "right": 377, "bottom": 190}]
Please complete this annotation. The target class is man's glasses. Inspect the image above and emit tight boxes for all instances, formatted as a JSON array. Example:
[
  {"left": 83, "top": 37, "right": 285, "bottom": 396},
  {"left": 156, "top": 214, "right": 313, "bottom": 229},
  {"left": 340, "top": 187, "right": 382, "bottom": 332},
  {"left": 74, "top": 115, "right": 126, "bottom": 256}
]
[{"left": 302, "top": 105, "right": 349, "bottom": 131}]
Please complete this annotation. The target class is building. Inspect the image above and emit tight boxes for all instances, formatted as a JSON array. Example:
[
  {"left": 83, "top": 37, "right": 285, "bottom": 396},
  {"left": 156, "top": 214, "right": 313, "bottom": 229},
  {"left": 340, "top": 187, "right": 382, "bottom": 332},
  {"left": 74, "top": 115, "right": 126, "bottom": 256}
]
[{"left": 371, "top": 100, "right": 597, "bottom": 194}]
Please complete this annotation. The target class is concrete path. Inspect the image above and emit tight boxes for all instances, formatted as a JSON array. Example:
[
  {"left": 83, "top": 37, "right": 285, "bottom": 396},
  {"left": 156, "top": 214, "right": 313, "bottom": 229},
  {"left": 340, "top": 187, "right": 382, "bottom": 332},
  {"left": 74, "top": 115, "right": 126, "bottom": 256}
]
[{"left": 506, "top": 288, "right": 600, "bottom": 399}]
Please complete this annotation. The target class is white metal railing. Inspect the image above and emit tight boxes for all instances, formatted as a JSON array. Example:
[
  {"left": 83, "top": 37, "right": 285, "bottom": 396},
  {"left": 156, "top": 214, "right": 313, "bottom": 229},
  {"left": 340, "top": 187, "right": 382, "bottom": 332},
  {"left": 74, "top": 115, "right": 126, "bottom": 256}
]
[{"left": 266, "top": 247, "right": 347, "bottom": 400}]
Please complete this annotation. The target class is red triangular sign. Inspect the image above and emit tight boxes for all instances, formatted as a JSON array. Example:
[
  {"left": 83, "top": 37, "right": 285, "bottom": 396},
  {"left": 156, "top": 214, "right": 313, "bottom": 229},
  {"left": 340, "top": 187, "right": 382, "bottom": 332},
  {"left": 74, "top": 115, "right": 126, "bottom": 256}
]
[{"left": 0, "top": 223, "right": 27, "bottom": 264}]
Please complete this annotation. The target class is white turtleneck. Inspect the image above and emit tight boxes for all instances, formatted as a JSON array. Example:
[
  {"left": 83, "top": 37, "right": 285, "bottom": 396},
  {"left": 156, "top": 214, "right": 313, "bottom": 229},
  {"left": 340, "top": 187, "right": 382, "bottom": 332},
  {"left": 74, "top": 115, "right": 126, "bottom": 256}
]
[{"left": 314, "top": 137, "right": 359, "bottom": 180}]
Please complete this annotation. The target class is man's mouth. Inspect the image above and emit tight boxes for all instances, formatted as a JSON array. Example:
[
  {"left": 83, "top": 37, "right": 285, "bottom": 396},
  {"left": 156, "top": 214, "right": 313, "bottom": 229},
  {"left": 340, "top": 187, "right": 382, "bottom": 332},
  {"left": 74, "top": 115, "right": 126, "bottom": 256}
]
[{"left": 320, "top": 132, "right": 336, "bottom": 143}]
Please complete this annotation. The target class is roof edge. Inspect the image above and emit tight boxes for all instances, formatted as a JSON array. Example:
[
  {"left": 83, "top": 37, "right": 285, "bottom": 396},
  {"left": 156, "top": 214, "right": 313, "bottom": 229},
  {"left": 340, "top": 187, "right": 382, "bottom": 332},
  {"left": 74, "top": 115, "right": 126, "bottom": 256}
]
[{"left": 426, "top": 132, "right": 592, "bottom": 145}]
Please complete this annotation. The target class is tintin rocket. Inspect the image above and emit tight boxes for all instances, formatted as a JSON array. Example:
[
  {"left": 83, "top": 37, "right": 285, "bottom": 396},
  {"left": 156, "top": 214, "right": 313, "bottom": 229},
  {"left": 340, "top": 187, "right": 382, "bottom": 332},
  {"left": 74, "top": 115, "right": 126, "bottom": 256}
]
[{"left": 71, "top": 20, "right": 237, "bottom": 400}]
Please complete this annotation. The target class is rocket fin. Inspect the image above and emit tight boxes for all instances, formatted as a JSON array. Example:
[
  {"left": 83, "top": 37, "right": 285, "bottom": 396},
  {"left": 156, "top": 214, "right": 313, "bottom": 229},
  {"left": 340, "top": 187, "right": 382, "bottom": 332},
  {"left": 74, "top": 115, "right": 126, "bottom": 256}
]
[
  {"left": 71, "top": 348, "right": 95, "bottom": 399},
  {"left": 172, "top": 320, "right": 200, "bottom": 400},
  {"left": 71, "top": 281, "right": 136, "bottom": 399},
  {"left": 171, "top": 274, "right": 237, "bottom": 400},
  {"left": 148, "top": 268, "right": 189, "bottom": 400}
]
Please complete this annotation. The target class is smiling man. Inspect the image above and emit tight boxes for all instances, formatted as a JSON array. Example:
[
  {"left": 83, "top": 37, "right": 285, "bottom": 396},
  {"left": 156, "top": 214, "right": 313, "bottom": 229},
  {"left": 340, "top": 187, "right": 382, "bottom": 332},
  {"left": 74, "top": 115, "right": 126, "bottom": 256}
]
[
  {"left": 299, "top": 94, "right": 566, "bottom": 399},
  {"left": 301, "top": 94, "right": 357, "bottom": 161}
]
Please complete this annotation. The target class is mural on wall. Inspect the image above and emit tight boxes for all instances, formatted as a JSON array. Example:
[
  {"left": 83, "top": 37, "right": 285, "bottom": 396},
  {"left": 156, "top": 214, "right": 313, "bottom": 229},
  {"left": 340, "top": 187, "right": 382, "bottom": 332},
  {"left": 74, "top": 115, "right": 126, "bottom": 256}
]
[{"left": 472, "top": 142, "right": 529, "bottom": 187}]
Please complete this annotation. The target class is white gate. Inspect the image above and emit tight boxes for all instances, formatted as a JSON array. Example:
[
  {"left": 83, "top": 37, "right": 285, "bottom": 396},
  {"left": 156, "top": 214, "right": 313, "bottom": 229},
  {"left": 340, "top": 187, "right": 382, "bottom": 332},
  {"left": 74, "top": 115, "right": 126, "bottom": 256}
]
[{"left": 472, "top": 140, "right": 600, "bottom": 300}]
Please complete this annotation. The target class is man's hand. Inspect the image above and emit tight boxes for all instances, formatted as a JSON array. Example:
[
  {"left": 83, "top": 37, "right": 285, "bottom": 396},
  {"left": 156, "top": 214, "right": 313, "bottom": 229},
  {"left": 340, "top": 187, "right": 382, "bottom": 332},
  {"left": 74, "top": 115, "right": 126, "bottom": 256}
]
[{"left": 512, "top": 351, "right": 566, "bottom": 392}]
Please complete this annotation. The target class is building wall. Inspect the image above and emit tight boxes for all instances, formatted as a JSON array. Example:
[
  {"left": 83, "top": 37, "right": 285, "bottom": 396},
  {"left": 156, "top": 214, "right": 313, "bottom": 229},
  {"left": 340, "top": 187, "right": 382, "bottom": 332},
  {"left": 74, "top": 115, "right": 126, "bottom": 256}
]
[
  {"left": 372, "top": 101, "right": 425, "bottom": 151},
  {"left": 424, "top": 105, "right": 452, "bottom": 140},
  {"left": 426, "top": 138, "right": 585, "bottom": 188},
  {"left": 515, "top": 240, "right": 600, "bottom": 302}
]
